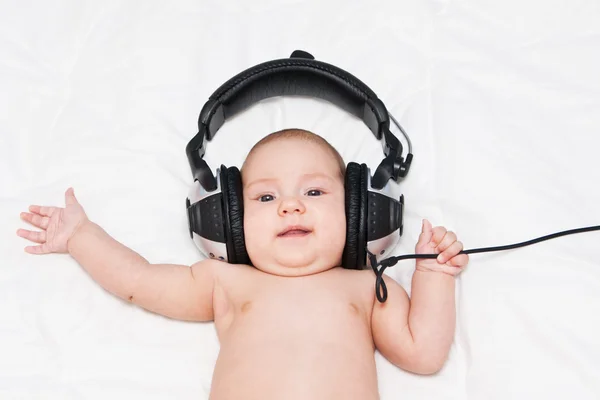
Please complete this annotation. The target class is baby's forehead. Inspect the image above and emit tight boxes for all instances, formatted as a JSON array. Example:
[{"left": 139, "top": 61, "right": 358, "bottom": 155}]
[
  {"left": 240, "top": 133, "right": 346, "bottom": 184},
  {"left": 261, "top": 138, "right": 329, "bottom": 156},
  {"left": 245, "top": 138, "right": 328, "bottom": 165}
]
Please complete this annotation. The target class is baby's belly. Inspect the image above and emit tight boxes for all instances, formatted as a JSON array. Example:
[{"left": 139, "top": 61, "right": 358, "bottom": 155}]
[{"left": 209, "top": 308, "right": 378, "bottom": 400}]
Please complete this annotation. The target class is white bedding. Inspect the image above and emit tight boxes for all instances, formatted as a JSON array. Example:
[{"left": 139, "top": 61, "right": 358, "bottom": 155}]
[{"left": 2, "top": 1, "right": 600, "bottom": 399}]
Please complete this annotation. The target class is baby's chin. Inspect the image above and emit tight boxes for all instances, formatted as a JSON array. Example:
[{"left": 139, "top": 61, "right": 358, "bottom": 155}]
[{"left": 252, "top": 256, "right": 336, "bottom": 277}]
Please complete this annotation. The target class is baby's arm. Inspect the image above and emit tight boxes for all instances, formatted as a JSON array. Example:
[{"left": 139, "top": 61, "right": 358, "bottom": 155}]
[
  {"left": 371, "top": 219, "right": 468, "bottom": 374},
  {"left": 17, "top": 188, "right": 218, "bottom": 322},
  {"left": 68, "top": 221, "right": 219, "bottom": 321}
]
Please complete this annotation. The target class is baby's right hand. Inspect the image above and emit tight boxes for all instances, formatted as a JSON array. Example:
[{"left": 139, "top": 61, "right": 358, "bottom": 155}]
[{"left": 17, "top": 188, "right": 89, "bottom": 254}]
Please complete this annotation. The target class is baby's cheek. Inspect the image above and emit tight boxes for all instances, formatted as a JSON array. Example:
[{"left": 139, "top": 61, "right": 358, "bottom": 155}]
[
  {"left": 243, "top": 204, "right": 262, "bottom": 227},
  {"left": 321, "top": 209, "right": 346, "bottom": 248},
  {"left": 243, "top": 210, "right": 273, "bottom": 251}
]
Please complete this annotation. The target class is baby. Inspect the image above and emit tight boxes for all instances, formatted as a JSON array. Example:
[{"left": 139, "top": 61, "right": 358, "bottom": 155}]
[{"left": 17, "top": 128, "right": 469, "bottom": 400}]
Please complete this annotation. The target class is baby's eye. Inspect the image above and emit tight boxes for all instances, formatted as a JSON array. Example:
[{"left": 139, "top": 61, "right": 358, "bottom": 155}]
[
  {"left": 258, "top": 194, "right": 274, "bottom": 202},
  {"left": 306, "top": 189, "right": 323, "bottom": 196}
]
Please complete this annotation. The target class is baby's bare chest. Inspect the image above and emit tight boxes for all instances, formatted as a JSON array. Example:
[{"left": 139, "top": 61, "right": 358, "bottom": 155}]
[
  {"left": 215, "top": 268, "right": 375, "bottom": 344},
  {"left": 209, "top": 269, "right": 380, "bottom": 400}
]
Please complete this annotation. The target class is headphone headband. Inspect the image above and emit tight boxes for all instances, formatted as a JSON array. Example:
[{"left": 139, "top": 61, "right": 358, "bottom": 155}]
[{"left": 185, "top": 50, "right": 412, "bottom": 191}]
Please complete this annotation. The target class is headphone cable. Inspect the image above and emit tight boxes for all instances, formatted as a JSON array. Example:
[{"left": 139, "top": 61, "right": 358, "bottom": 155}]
[{"left": 368, "top": 225, "right": 600, "bottom": 303}]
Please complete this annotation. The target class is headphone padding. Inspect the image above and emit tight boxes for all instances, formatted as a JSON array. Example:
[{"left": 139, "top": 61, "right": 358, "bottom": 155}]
[
  {"left": 343, "top": 162, "right": 368, "bottom": 269},
  {"left": 220, "top": 166, "right": 250, "bottom": 265}
]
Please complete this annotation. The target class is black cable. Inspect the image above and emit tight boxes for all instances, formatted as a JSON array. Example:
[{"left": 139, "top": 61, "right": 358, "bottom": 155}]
[{"left": 369, "top": 225, "right": 600, "bottom": 303}]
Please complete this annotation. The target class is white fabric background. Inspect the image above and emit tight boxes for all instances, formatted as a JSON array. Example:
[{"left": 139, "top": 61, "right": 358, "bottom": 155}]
[{"left": 1, "top": 0, "right": 599, "bottom": 399}]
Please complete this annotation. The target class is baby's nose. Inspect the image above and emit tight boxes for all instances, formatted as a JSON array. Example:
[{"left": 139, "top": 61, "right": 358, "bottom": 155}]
[{"left": 278, "top": 197, "right": 306, "bottom": 215}]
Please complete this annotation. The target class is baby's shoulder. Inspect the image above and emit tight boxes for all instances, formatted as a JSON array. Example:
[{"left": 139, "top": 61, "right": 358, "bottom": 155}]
[
  {"left": 328, "top": 267, "right": 379, "bottom": 295},
  {"left": 210, "top": 261, "right": 257, "bottom": 283},
  {"left": 328, "top": 267, "right": 381, "bottom": 316},
  {"left": 334, "top": 266, "right": 376, "bottom": 281}
]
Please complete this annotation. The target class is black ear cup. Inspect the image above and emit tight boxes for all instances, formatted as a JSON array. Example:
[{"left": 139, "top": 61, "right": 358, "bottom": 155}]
[
  {"left": 342, "top": 162, "right": 368, "bottom": 269},
  {"left": 219, "top": 166, "right": 250, "bottom": 265}
]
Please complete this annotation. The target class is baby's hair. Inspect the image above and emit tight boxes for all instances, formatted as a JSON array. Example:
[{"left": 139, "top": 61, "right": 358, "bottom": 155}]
[{"left": 241, "top": 128, "right": 346, "bottom": 179}]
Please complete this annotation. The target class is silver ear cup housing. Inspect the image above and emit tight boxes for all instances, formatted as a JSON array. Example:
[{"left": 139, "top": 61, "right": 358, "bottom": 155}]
[
  {"left": 186, "top": 169, "right": 229, "bottom": 261},
  {"left": 365, "top": 170, "right": 404, "bottom": 266}
]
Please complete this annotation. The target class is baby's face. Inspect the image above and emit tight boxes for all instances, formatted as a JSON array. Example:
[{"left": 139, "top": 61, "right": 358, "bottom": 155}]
[{"left": 242, "top": 138, "right": 346, "bottom": 276}]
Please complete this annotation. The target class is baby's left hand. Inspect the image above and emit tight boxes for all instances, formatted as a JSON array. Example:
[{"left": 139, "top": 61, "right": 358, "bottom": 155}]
[{"left": 415, "top": 219, "right": 469, "bottom": 276}]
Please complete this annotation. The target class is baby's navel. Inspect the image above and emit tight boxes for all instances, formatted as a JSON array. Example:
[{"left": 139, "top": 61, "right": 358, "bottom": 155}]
[
  {"left": 349, "top": 302, "right": 359, "bottom": 314},
  {"left": 241, "top": 301, "right": 252, "bottom": 313}
]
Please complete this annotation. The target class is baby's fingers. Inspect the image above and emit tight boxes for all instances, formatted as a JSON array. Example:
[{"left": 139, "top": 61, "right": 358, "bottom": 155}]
[
  {"left": 437, "top": 240, "right": 462, "bottom": 264},
  {"left": 28, "top": 205, "right": 58, "bottom": 217},
  {"left": 24, "top": 244, "right": 50, "bottom": 255},
  {"left": 434, "top": 231, "right": 457, "bottom": 254},
  {"left": 447, "top": 253, "right": 469, "bottom": 268},
  {"left": 17, "top": 228, "right": 46, "bottom": 244},
  {"left": 20, "top": 212, "right": 49, "bottom": 230}
]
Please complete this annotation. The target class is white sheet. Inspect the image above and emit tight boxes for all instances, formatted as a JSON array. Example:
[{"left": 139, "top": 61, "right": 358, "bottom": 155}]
[{"left": 2, "top": 1, "right": 600, "bottom": 399}]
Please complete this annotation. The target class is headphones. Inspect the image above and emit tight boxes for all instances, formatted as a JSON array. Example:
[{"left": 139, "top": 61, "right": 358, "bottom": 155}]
[{"left": 185, "top": 50, "right": 414, "bottom": 270}]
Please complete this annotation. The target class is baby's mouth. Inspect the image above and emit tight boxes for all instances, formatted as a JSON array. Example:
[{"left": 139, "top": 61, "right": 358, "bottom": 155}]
[
  {"left": 277, "top": 226, "right": 313, "bottom": 237},
  {"left": 279, "top": 230, "right": 310, "bottom": 237}
]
